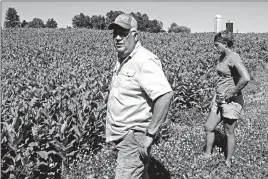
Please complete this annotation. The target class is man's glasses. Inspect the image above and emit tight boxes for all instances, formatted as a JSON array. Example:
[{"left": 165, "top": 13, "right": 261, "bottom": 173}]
[{"left": 113, "top": 30, "right": 133, "bottom": 39}]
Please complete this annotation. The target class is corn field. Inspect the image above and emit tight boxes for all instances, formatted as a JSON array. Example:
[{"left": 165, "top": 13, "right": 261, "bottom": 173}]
[{"left": 1, "top": 28, "right": 268, "bottom": 179}]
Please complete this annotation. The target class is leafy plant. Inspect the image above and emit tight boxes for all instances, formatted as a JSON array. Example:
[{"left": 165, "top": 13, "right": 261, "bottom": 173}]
[{"left": 1, "top": 28, "right": 267, "bottom": 178}]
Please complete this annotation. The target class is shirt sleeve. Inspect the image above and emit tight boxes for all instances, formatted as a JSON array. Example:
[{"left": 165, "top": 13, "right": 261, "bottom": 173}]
[
  {"left": 138, "top": 58, "right": 173, "bottom": 101},
  {"left": 228, "top": 53, "right": 243, "bottom": 67}
]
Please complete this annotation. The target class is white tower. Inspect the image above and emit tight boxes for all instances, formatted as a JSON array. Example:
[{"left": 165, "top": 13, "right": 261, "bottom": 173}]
[{"left": 214, "top": 14, "right": 222, "bottom": 33}]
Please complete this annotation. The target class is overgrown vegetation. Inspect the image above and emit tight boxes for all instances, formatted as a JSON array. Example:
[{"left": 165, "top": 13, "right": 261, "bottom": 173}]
[{"left": 1, "top": 29, "right": 268, "bottom": 178}]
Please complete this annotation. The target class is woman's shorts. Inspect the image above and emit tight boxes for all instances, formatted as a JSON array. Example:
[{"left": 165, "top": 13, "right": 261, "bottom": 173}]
[{"left": 211, "top": 101, "right": 243, "bottom": 120}]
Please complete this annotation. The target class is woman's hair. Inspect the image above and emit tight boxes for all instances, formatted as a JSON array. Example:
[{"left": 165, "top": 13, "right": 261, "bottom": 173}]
[{"left": 214, "top": 30, "right": 234, "bottom": 48}]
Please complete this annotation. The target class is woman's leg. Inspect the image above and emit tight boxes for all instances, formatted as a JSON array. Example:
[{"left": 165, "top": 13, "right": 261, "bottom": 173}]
[
  {"left": 223, "top": 118, "right": 238, "bottom": 166},
  {"left": 204, "top": 111, "right": 222, "bottom": 155}
]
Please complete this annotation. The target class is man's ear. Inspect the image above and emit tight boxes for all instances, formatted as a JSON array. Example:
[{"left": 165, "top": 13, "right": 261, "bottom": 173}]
[
  {"left": 130, "top": 27, "right": 138, "bottom": 42},
  {"left": 134, "top": 31, "right": 139, "bottom": 42},
  {"left": 134, "top": 32, "right": 139, "bottom": 42}
]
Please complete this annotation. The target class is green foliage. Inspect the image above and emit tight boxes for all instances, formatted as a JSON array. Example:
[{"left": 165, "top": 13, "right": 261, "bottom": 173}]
[
  {"left": 45, "top": 18, "right": 58, "bottom": 28},
  {"left": 130, "top": 12, "right": 149, "bottom": 31},
  {"left": 106, "top": 10, "right": 125, "bottom": 25},
  {"left": 168, "top": 22, "right": 191, "bottom": 33},
  {"left": 72, "top": 13, "right": 106, "bottom": 29},
  {"left": 130, "top": 12, "right": 164, "bottom": 33},
  {"left": 72, "top": 13, "right": 92, "bottom": 29},
  {"left": 91, "top": 15, "right": 106, "bottom": 30},
  {"left": 4, "top": 7, "right": 21, "bottom": 28},
  {"left": 1, "top": 29, "right": 268, "bottom": 178},
  {"left": 21, "top": 20, "right": 28, "bottom": 28},
  {"left": 1, "top": 29, "right": 112, "bottom": 178},
  {"left": 71, "top": 10, "right": 165, "bottom": 32},
  {"left": 147, "top": 19, "right": 163, "bottom": 33},
  {"left": 28, "top": 18, "right": 45, "bottom": 28}
]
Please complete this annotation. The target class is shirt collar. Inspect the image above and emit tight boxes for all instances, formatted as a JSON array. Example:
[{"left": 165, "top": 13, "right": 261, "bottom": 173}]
[
  {"left": 118, "top": 41, "right": 141, "bottom": 63},
  {"left": 128, "top": 41, "right": 141, "bottom": 59}
]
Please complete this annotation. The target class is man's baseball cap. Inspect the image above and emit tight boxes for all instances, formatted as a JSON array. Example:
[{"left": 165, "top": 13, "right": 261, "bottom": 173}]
[{"left": 108, "top": 14, "right": 138, "bottom": 30}]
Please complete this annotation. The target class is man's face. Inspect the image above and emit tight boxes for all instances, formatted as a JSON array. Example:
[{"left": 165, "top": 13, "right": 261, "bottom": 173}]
[{"left": 112, "top": 25, "right": 137, "bottom": 59}]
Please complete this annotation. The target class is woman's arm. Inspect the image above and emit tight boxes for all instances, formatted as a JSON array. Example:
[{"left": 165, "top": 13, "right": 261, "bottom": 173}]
[
  {"left": 233, "top": 62, "right": 251, "bottom": 93},
  {"left": 211, "top": 92, "right": 217, "bottom": 107},
  {"left": 225, "top": 62, "right": 250, "bottom": 100}
]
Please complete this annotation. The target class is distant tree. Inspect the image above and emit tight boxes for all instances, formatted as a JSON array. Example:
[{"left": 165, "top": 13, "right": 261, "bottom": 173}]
[
  {"left": 28, "top": 18, "right": 45, "bottom": 28},
  {"left": 106, "top": 10, "right": 124, "bottom": 25},
  {"left": 4, "top": 7, "right": 21, "bottom": 28},
  {"left": 72, "top": 13, "right": 92, "bottom": 28},
  {"left": 45, "top": 18, "right": 58, "bottom": 28},
  {"left": 91, "top": 15, "right": 106, "bottom": 30},
  {"left": 71, "top": 10, "right": 165, "bottom": 32},
  {"left": 128, "top": 12, "right": 164, "bottom": 33},
  {"left": 142, "top": 13, "right": 151, "bottom": 31},
  {"left": 83, "top": 15, "right": 93, "bottom": 28},
  {"left": 148, "top": 19, "right": 163, "bottom": 33},
  {"left": 129, "top": 12, "right": 150, "bottom": 31},
  {"left": 72, "top": 13, "right": 85, "bottom": 28},
  {"left": 21, "top": 20, "right": 28, "bottom": 28},
  {"left": 168, "top": 22, "right": 178, "bottom": 32},
  {"left": 178, "top": 26, "right": 191, "bottom": 33},
  {"left": 168, "top": 22, "right": 191, "bottom": 33}
]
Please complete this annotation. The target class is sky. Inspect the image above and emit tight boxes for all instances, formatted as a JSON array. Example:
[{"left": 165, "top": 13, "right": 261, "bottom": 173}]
[{"left": 1, "top": 1, "right": 268, "bottom": 33}]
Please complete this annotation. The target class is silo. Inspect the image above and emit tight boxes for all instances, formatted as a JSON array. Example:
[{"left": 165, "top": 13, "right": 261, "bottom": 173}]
[
  {"left": 226, "top": 20, "right": 233, "bottom": 33},
  {"left": 214, "top": 14, "right": 222, "bottom": 33}
]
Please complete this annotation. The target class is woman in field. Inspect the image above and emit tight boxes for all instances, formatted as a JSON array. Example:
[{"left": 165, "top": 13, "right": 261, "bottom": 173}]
[{"left": 203, "top": 30, "right": 250, "bottom": 167}]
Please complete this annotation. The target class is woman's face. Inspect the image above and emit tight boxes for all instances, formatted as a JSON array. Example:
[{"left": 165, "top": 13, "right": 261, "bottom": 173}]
[{"left": 214, "top": 41, "right": 227, "bottom": 54}]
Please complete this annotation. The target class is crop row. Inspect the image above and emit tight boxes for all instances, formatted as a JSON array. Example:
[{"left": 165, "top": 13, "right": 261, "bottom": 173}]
[{"left": 1, "top": 28, "right": 267, "bottom": 178}]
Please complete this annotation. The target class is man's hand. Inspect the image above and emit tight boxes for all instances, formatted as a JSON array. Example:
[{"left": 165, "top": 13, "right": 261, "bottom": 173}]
[{"left": 137, "top": 135, "right": 153, "bottom": 160}]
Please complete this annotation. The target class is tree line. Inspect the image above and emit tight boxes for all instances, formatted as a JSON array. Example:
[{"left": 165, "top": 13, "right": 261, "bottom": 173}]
[
  {"left": 4, "top": 7, "right": 191, "bottom": 33},
  {"left": 4, "top": 8, "right": 57, "bottom": 28}
]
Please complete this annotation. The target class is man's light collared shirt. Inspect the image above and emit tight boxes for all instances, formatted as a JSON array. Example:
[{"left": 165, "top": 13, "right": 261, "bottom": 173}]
[{"left": 106, "top": 41, "right": 173, "bottom": 142}]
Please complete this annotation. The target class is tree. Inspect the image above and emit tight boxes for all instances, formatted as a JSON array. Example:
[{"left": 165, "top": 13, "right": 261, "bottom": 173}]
[
  {"left": 168, "top": 22, "right": 179, "bottom": 32},
  {"left": 130, "top": 12, "right": 150, "bottom": 31},
  {"left": 148, "top": 19, "right": 163, "bottom": 33},
  {"left": 21, "top": 20, "right": 28, "bottom": 28},
  {"left": 45, "top": 18, "right": 58, "bottom": 28},
  {"left": 83, "top": 15, "right": 92, "bottom": 28},
  {"left": 72, "top": 13, "right": 92, "bottom": 28},
  {"left": 168, "top": 22, "right": 191, "bottom": 33},
  {"left": 28, "top": 18, "right": 45, "bottom": 28},
  {"left": 91, "top": 15, "right": 106, "bottom": 30},
  {"left": 178, "top": 26, "right": 191, "bottom": 33},
  {"left": 128, "top": 12, "right": 164, "bottom": 33},
  {"left": 4, "top": 7, "right": 21, "bottom": 28},
  {"left": 72, "top": 13, "right": 84, "bottom": 28},
  {"left": 106, "top": 10, "right": 124, "bottom": 24}
]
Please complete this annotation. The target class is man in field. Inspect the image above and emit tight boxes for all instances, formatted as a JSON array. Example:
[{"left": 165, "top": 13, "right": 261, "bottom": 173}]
[{"left": 106, "top": 14, "right": 174, "bottom": 179}]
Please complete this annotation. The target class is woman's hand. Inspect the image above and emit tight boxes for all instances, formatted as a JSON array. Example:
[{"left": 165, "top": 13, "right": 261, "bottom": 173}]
[{"left": 225, "top": 91, "right": 234, "bottom": 103}]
